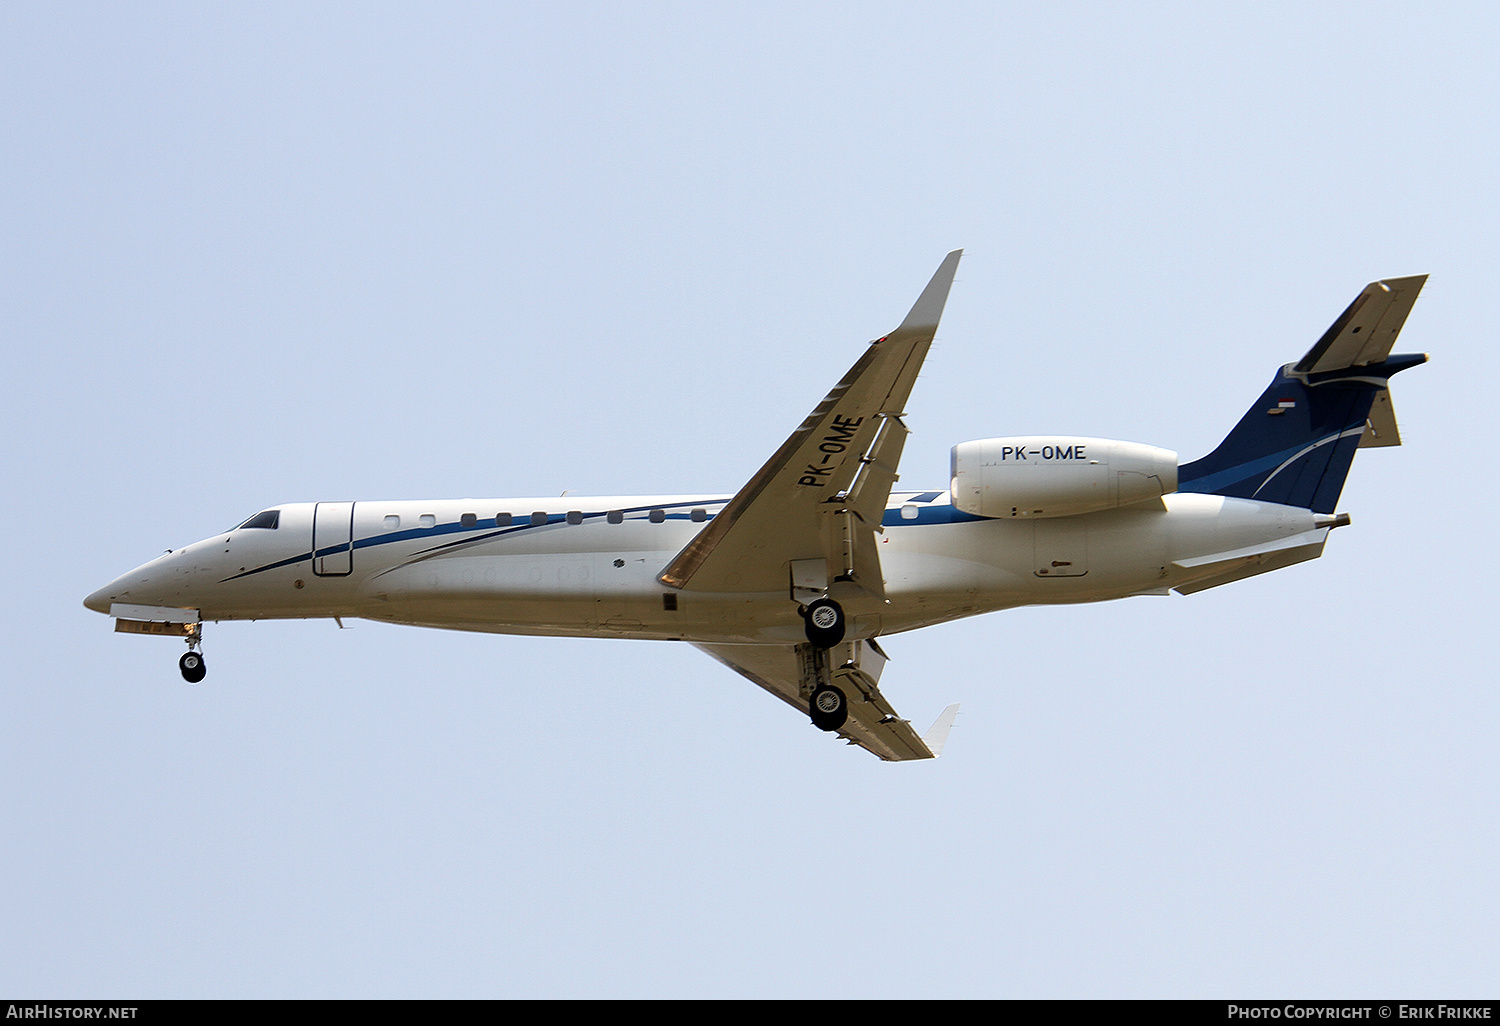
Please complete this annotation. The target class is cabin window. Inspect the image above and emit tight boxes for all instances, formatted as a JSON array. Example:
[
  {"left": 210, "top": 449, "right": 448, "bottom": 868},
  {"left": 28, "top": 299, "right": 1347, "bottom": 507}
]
[
  {"left": 384, "top": 514, "right": 400, "bottom": 530},
  {"left": 496, "top": 513, "right": 512, "bottom": 527},
  {"left": 238, "top": 510, "right": 280, "bottom": 530},
  {"left": 649, "top": 509, "right": 665, "bottom": 524},
  {"left": 900, "top": 504, "right": 919, "bottom": 520},
  {"left": 419, "top": 513, "right": 436, "bottom": 529},
  {"left": 461, "top": 513, "right": 478, "bottom": 528},
  {"left": 530, "top": 511, "right": 548, "bottom": 526},
  {"left": 606, "top": 510, "right": 624, "bottom": 524},
  {"left": 566, "top": 510, "right": 583, "bottom": 525},
  {"left": 662, "top": 593, "right": 678, "bottom": 611},
  {"left": 690, "top": 508, "right": 707, "bottom": 522}
]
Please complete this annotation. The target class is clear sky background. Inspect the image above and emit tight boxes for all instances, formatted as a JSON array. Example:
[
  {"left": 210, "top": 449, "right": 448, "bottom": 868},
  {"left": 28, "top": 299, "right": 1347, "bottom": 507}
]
[{"left": 4, "top": 1, "right": 1497, "bottom": 998}]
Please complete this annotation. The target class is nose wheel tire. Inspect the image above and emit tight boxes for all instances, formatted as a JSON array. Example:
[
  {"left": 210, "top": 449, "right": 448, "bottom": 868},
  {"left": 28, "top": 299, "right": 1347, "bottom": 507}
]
[
  {"left": 809, "top": 684, "right": 848, "bottom": 732},
  {"left": 179, "top": 651, "right": 206, "bottom": 684},
  {"left": 803, "top": 598, "right": 846, "bottom": 649}
]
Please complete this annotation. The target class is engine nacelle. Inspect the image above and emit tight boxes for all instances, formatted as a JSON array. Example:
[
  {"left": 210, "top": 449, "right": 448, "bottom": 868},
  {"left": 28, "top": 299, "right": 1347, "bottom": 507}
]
[{"left": 950, "top": 436, "right": 1178, "bottom": 519}]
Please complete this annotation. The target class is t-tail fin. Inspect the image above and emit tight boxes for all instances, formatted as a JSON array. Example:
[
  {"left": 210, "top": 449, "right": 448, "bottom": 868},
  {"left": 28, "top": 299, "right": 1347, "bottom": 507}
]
[{"left": 1178, "top": 275, "right": 1429, "bottom": 513}]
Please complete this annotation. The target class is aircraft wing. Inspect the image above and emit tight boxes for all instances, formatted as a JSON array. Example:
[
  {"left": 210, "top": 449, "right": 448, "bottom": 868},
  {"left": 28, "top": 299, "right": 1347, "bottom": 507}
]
[
  {"left": 1294, "top": 274, "right": 1428, "bottom": 374},
  {"left": 692, "top": 642, "right": 958, "bottom": 762},
  {"left": 659, "top": 251, "right": 962, "bottom": 595}
]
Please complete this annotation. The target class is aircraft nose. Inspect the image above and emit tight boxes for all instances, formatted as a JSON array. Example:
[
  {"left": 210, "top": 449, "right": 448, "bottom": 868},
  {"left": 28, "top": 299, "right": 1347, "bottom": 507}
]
[
  {"left": 85, "top": 581, "right": 120, "bottom": 614},
  {"left": 85, "top": 556, "right": 170, "bottom": 614}
]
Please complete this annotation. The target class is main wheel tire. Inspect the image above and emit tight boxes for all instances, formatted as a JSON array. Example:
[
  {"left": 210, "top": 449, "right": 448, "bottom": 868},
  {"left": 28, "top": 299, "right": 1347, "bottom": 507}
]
[
  {"left": 179, "top": 652, "right": 206, "bottom": 684},
  {"left": 809, "top": 684, "right": 848, "bottom": 732},
  {"left": 803, "top": 598, "right": 846, "bottom": 649}
]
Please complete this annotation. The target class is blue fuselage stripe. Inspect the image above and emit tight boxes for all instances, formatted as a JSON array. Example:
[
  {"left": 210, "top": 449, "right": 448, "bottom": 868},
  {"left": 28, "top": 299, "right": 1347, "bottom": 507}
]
[{"left": 221, "top": 497, "right": 987, "bottom": 583}]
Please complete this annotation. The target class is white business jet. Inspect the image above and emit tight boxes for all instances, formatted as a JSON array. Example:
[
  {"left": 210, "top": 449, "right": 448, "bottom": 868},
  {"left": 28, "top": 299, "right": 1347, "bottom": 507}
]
[{"left": 86, "top": 252, "right": 1428, "bottom": 760}]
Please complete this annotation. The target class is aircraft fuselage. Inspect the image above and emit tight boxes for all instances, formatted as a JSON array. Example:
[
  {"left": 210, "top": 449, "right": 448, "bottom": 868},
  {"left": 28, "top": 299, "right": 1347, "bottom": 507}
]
[{"left": 85, "top": 490, "right": 1323, "bottom": 645}]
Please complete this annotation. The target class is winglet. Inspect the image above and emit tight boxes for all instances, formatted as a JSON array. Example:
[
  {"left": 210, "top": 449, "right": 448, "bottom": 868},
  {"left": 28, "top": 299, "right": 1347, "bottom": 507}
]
[
  {"left": 921, "top": 704, "right": 961, "bottom": 758},
  {"left": 890, "top": 249, "right": 963, "bottom": 340}
]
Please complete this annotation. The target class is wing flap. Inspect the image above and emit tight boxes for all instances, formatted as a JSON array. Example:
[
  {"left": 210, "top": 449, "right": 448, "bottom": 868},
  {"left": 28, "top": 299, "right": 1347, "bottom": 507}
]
[{"left": 845, "top": 413, "right": 909, "bottom": 529}]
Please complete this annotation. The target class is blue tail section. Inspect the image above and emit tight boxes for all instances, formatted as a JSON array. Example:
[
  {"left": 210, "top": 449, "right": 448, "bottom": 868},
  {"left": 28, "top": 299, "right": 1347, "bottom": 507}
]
[{"left": 1178, "top": 353, "right": 1426, "bottom": 512}]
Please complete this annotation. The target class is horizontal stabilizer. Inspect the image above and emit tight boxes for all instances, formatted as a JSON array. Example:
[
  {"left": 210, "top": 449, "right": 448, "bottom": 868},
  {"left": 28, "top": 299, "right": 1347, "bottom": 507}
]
[
  {"left": 1172, "top": 528, "right": 1331, "bottom": 571},
  {"left": 1359, "top": 389, "right": 1402, "bottom": 448},
  {"left": 1294, "top": 275, "right": 1427, "bottom": 374},
  {"left": 1171, "top": 529, "right": 1330, "bottom": 595}
]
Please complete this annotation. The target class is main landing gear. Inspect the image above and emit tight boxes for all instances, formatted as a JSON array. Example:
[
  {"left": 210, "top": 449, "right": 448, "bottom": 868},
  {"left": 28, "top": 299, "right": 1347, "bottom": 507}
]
[
  {"left": 802, "top": 597, "right": 845, "bottom": 649},
  {"left": 799, "top": 597, "right": 849, "bottom": 729},
  {"left": 178, "top": 624, "right": 206, "bottom": 683},
  {"left": 809, "top": 682, "right": 848, "bottom": 732}
]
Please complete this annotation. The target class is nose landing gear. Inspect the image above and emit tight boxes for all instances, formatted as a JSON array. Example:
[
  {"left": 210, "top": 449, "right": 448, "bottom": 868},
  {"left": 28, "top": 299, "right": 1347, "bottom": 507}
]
[
  {"left": 178, "top": 624, "right": 206, "bottom": 683},
  {"left": 179, "top": 651, "right": 205, "bottom": 683}
]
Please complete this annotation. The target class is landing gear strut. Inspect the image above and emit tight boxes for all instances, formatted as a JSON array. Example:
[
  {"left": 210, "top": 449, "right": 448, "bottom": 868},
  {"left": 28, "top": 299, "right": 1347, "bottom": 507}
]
[
  {"left": 797, "top": 642, "right": 850, "bottom": 732},
  {"left": 178, "top": 624, "right": 205, "bottom": 683}
]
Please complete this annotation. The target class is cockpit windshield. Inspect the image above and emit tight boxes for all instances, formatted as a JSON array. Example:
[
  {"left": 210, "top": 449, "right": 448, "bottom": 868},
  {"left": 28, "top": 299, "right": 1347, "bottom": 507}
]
[{"left": 237, "top": 509, "right": 280, "bottom": 530}]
